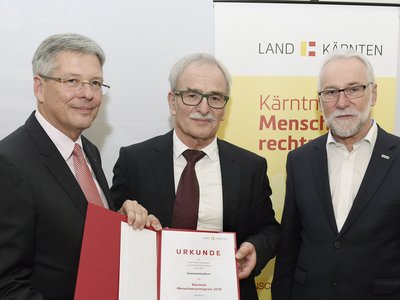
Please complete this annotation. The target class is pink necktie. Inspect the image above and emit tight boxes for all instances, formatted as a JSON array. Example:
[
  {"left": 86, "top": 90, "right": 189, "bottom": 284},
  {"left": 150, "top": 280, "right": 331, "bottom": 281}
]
[
  {"left": 172, "top": 149, "right": 206, "bottom": 229},
  {"left": 72, "top": 143, "right": 104, "bottom": 207}
]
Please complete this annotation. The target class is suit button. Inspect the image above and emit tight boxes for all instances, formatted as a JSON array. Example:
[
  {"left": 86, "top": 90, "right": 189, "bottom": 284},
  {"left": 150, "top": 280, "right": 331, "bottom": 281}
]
[
  {"left": 334, "top": 241, "right": 340, "bottom": 249},
  {"left": 332, "top": 278, "right": 338, "bottom": 287}
]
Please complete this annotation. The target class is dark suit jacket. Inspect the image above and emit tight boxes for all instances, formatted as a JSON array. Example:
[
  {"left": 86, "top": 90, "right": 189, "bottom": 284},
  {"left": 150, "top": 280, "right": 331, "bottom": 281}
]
[
  {"left": 272, "top": 126, "right": 400, "bottom": 300},
  {"left": 111, "top": 130, "right": 281, "bottom": 300},
  {"left": 0, "top": 112, "right": 114, "bottom": 300}
]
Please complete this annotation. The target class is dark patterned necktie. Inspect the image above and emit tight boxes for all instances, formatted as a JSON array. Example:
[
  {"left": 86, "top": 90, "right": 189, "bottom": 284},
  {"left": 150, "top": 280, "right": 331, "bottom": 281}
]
[{"left": 172, "top": 149, "right": 206, "bottom": 229}]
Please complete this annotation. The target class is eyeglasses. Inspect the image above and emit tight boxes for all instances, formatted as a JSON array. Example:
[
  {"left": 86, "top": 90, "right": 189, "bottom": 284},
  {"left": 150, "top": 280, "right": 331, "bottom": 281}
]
[
  {"left": 173, "top": 90, "right": 229, "bottom": 109},
  {"left": 39, "top": 75, "right": 110, "bottom": 95},
  {"left": 318, "top": 83, "right": 373, "bottom": 103}
]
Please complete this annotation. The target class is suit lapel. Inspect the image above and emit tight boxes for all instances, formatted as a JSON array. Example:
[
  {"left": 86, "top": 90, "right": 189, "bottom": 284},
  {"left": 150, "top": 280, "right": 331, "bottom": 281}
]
[
  {"left": 218, "top": 140, "right": 240, "bottom": 231},
  {"left": 311, "top": 135, "right": 338, "bottom": 234},
  {"left": 340, "top": 127, "right": 399, "bottom": 235},
  {"left": 25, "top": 114, "right": 87, "bottom": 216},
  {"left": 153, "top": 131, "right": 176, "bottom": 225}
]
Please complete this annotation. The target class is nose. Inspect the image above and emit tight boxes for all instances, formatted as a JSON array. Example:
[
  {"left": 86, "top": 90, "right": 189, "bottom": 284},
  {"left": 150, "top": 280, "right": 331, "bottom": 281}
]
[
  {"left": 78, "top": 82, "right": 95, "bottom": 100},
  {"left": 335, "top": 91, "right": 350, "bottom": 108},
  {"left": 197, "top": 96, "right": 210, "bottom": 112}
]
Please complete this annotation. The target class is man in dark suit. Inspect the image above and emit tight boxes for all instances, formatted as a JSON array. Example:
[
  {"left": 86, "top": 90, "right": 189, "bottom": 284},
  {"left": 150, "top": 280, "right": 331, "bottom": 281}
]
[
  {"left": 111, "top": 53, "right": 281, "bottom": 300},
  {"left": 0, "top": 33, "right": 156, "bottom": 300},
  {"left": 272, "top": 50, "right": 400, "bottom": 299}
]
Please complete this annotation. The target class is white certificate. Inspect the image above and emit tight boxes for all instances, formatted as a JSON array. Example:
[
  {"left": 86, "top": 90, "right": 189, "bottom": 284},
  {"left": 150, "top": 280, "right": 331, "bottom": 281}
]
[
  {"left": 119, "top": 223, "right": 157, "bottom": 300},
  {"left": 119, "top": 225, "right": 239, "bottom": 300},
  {"left": 159, "top": 229, "right": 239, "bottom": 300}
]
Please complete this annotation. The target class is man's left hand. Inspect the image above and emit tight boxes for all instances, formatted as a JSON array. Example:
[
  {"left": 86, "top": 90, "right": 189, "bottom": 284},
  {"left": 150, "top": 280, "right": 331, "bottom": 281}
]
[{"left": 235, "top": 242, "right": 256, "bottom": 279}]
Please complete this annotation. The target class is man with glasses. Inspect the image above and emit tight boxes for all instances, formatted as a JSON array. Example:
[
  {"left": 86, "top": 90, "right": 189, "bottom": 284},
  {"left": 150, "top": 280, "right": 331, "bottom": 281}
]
[
  {"left": 272, "top": 49, "right": 400, "bottom": 299},
  {"left": 0, "top": 33, "right": 158, "bottom": 300},
  {"left": 111, "top": 53, "right": 281, "bottom": 300}
]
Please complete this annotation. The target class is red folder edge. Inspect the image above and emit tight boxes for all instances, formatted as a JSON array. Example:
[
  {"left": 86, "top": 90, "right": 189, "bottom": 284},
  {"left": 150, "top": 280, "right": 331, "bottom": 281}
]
[{"left": 74, "top": 203, "right": 127, "bottom": 300}]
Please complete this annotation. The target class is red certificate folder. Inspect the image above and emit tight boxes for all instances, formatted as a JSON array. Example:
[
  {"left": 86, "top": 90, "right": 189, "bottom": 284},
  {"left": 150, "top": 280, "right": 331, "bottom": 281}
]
[
  {"left": 74, "top": 203, "right": 126, "bottom": 300},
  {"left": 75, "top": 203, "right": 240, "bottom": 300}
]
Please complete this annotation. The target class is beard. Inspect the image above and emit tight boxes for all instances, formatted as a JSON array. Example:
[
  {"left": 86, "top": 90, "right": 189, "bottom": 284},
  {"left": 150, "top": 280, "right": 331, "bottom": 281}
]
[{"left": 322, "top": 99, "right": 371, "bottom": 138}]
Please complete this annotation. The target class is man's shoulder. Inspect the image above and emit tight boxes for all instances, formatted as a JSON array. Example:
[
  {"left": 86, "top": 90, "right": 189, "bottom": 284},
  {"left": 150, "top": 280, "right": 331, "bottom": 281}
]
[
  {"left": 0, "top": 124, "right": 30, "bottom": 154},
  {"left": 0, "top": 123, "right": 40, "bottom": 173},
  {"left": 217, "top": 138, "right": 265, "bottom": 162},
  {"left": 0, "top": 112, "right": 44, "bottom": 152},
  {"left": 377, "top": 125, "right": 400, "bottom": 144},
  {"left": 121, "top": 131, "right": 172, "bottom": 153}
]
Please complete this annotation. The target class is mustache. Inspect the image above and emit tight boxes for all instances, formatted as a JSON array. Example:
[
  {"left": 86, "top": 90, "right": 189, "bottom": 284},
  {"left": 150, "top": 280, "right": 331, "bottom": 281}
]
[
  {"left": 330, "top": 108, "right": 359, "bottom": 118},
  {"left": 189, "top": 112, "right": 214, "bottom": 121}
]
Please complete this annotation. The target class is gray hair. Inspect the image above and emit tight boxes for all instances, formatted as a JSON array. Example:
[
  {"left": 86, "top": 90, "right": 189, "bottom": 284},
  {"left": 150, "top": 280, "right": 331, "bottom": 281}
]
[
  {"left": 168, "top": 53, "right": 232, "bottom": 94},
  {"left": 32, "top": 33, "right": 105, "bottom": 76},
  {"left": 317, "top": 49, "right": 375, "bottom": 91}
]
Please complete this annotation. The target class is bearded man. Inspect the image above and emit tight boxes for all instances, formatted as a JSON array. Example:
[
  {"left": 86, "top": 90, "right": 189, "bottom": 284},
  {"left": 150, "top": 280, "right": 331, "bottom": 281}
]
[{"left": 272, "top": 49, "right": 400, "bottom": 300}]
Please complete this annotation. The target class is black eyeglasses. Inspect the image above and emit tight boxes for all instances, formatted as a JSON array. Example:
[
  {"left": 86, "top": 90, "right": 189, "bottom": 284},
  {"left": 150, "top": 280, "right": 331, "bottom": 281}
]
[
  {"left": 318, "top": 83, "right": 373, "bottom": 103},
  {"left": 173, "top": 90, "right": 229, "bottom": 109},
  {"left": 39, "top": 75, "right": 110, "bottom": 95}
]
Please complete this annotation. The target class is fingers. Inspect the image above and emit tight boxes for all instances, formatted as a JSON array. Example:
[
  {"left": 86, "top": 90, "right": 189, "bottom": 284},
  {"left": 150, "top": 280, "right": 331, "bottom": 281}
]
[
  {"left": 235, "top": 242, "right": 253, "bottom": 259},
  {"left": 119, "top": 200, "right": 148, "bottom": 230},
  {"left": 117, "top": 200, "right": 163, "bottom": 231},
  {"left": 146, "top": 214, "right": 162, "bottom": 231}
]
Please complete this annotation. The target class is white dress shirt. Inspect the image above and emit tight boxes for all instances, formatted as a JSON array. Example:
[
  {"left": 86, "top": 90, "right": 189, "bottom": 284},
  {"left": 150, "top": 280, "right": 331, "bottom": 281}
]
[
  {"left": 173, "top": 130, "right": 223, "bottom": 231},
  {"left": 326, "top": 121, "right": 377, "bottom": 231},
  {"left": 35, "top": 111, "right": 108, "bottom": 208}
]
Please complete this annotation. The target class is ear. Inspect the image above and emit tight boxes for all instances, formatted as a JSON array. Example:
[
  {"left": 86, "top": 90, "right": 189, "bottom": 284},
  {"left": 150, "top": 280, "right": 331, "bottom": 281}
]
[
  {"left": 168, "top": 91, "right": 177, "bottom": 115},
  {"left": 34, "top": 75, "right": 45, "bottom": 103},
  {"left": 370, "top": 83, "right": 377, "bottom": 107}
]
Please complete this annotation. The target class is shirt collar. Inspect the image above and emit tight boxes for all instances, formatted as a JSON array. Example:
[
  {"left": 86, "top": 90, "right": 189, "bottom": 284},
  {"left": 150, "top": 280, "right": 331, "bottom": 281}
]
[
  {"left": 35, "top": 110, "right": 82, "bottom": 160},
  {"left": 327, "top": 119, "right": 378, "bottom": 149},
  {"left": 173, "top": 130, "right": 218, "bottom": 161}
]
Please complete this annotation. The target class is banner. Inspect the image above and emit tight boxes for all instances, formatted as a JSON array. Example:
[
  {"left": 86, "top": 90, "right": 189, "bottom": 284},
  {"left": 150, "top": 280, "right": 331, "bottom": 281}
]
[{"left": 214, "top": 2, "right": 400, "bottom": 299}]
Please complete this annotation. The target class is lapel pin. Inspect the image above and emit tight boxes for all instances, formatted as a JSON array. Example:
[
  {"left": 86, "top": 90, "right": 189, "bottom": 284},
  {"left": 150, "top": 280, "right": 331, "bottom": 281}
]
[{"left": 381, "top": 154, "right": 390, "bottom": 160}]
